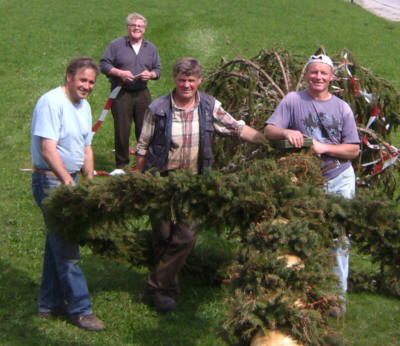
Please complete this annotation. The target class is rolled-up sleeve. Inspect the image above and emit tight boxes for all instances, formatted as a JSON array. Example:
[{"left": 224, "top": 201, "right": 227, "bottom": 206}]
[{"left": 212, "top": 100, "right": 245, "bottom": 136}]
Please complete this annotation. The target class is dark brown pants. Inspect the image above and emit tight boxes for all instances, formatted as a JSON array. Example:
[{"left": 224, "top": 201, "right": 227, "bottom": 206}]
[
  {"left": 147, "top": 217, "right": 199, "bottom": 298},
  {"left": 111, "top": 88, "right": 152, "bottom": 168}
]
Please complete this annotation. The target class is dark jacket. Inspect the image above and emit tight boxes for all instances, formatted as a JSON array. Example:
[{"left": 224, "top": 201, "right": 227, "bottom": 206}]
[{"left": 145, "top": 91, "right": 216, "bottom": 174}]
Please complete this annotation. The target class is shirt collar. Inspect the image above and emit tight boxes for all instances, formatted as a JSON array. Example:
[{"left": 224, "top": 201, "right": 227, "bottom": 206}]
[
  {"left": 125, "top": 36, "right": 147, "bottom": 46},
  {"left": 171, "top": 90, "right": 200, "bottom": 111}
]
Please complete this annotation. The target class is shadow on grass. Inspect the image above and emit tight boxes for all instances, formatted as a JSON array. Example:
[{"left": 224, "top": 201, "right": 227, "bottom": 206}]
[
  {"left": 81, "top": 250, "right": 228, "bottom": 345},
  {"left": 81, "top": 253, "right": 148, "bottom": 297},
  {"left": 0, "top": 259, "right": 83, "bottom": 346},
  {"left": 125, "top": 274, "right": 228, "bottom": 346},
  {"left": 0, "top": 244, "right": 228, "bottom": 345}
]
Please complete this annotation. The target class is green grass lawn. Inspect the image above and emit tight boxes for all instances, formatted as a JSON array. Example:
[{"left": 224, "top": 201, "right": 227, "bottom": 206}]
[{"left": 1, "top": 0, "right": 400, "bottom": 344}]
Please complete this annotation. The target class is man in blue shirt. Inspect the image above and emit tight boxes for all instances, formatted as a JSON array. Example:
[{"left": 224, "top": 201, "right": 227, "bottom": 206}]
[{"left": 31, "top": 57, "right": 105, "bottom": 331}]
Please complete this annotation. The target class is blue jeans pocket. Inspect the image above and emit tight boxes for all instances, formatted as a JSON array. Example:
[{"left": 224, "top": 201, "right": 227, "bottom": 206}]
[{"left": 32, "top": 173, "right": 61, "bottom": 209}]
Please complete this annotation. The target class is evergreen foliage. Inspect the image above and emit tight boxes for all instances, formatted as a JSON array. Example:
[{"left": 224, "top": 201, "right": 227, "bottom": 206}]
[
  {"left": 44, "top": 48, "right": 400, "bottom": 344},
  {"left": 204, "top": 47, "right": 400, "bottom": 194},
  {"left": 45, "top": 151, "right": 400, "bottom": 344}
]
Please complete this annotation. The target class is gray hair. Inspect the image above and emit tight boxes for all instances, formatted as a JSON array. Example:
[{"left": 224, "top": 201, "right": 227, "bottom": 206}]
[
  {"left": 173, "top": 57, "right": 203, "bottom": 78},
  {"left": 126, "top": 12, "right": 147, "bottom": 27}
]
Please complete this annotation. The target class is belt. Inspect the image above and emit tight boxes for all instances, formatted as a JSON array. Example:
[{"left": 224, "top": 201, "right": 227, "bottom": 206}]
[
  {"left": 122, "top": 87, "right": 147, "bottom": 93},
  {"left": 321, "top": 160, "right": 345, "bottom": 174},
  {"left": 33, "top": 167, "right": 78, "bottom": 177}
]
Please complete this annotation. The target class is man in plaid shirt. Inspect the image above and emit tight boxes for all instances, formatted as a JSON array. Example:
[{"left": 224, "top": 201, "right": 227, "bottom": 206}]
[{"left": 136, "top": 57, "right": 264, "bottom": 313}]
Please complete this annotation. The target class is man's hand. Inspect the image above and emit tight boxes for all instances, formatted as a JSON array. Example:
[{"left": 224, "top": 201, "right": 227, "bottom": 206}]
[
  {"left": 283, "top": 129, "right": 304, "bottom": 148},
  {"left": 311, "top": 139, "right": 326, "bottom": 155},
  {"left": 265, "top": 124, "right": 305, "bottom": 148},
  {"left": 107, "top": 67, "right": 136, "bottom": 83},
  {"left": 118, "top": 70, "right": 135, "bottom": 83},
  {"left": 140, "top": 70, "right": 156, "bottom": 81}
]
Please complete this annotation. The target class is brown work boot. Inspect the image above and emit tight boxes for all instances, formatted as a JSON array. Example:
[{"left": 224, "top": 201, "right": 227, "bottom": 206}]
[{"left": 70, "top": 314, "right": 105, "bottom": 331}]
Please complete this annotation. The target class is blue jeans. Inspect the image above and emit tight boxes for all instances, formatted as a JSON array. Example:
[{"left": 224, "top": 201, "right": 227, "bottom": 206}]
[
  {"left": 325, "top": 165, "right": 355, "bottom": 296},
  {"left": 32, "top": 172, "right": 92, "bottom": 316}
]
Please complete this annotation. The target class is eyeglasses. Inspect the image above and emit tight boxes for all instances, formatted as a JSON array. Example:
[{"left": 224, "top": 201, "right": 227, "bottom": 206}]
[{"left": 128, "top": 24, "right": 144, "bottom": 28}]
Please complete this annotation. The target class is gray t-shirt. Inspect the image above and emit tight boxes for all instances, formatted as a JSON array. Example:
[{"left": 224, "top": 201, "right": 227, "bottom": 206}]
[
  {"left": 31, "top": 86, "right": 93, "bottom": 173},
  {"left": 267, "top": 90, "right": 360, "bottom": 180}
]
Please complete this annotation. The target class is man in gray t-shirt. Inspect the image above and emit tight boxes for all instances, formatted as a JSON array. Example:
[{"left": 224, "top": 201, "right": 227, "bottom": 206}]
[
  {"left": 32, "top": 57, "right": 105, "bottom": 331},
  {"left": 264, "top": 54, "right": 360, "bottom": 317}
]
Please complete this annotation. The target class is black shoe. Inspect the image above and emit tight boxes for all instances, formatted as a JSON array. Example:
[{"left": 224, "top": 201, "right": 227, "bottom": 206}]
[{"left": 143, "top": 290, "right": 176, "bottom": 313}]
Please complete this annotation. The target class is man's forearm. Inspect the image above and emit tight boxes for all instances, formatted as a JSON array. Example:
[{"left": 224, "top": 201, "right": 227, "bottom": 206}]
[
  {"left": 136, "top": 155, "right": 146, "bottom": 173},
  {"left": 312, "top": 141, "right": 360, "bottom": 160},
  {"left": 264, "top": 124, "right": 286, "bottom": 140},
  {"left": 42, "top": 138, "right": 75, "bottom": 185},
  {"left": 82, "top": 146, "right": 94, "bottom": 180},
  {"left": 240, "top": 125, "right": 266, "bottom": 145}
]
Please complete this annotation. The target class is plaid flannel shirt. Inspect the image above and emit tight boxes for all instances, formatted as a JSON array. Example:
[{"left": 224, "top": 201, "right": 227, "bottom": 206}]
[{"left": 136, "top": 91, "right": 244, "bottom": 174}]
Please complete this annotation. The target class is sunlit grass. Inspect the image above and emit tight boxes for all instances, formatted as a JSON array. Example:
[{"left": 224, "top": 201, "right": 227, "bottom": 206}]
[{"left": 1, "top": 0, "right": 400, "bottom": 344}]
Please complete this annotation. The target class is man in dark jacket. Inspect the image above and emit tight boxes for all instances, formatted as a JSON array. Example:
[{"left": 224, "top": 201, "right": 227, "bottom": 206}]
[{"left": 136, "top": 57, "right": 264, "bottom": 313}]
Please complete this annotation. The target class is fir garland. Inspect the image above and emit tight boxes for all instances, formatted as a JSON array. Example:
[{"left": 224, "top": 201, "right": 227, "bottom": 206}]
[
  {"left": 204, "top": 47, "right": 400, "bottom": 195},
  {"left": 45, "top": 151, "right": 400, "bottom": 344},
  {"left": 44, "top": 48, "right": 400, "bottom": 344}
]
